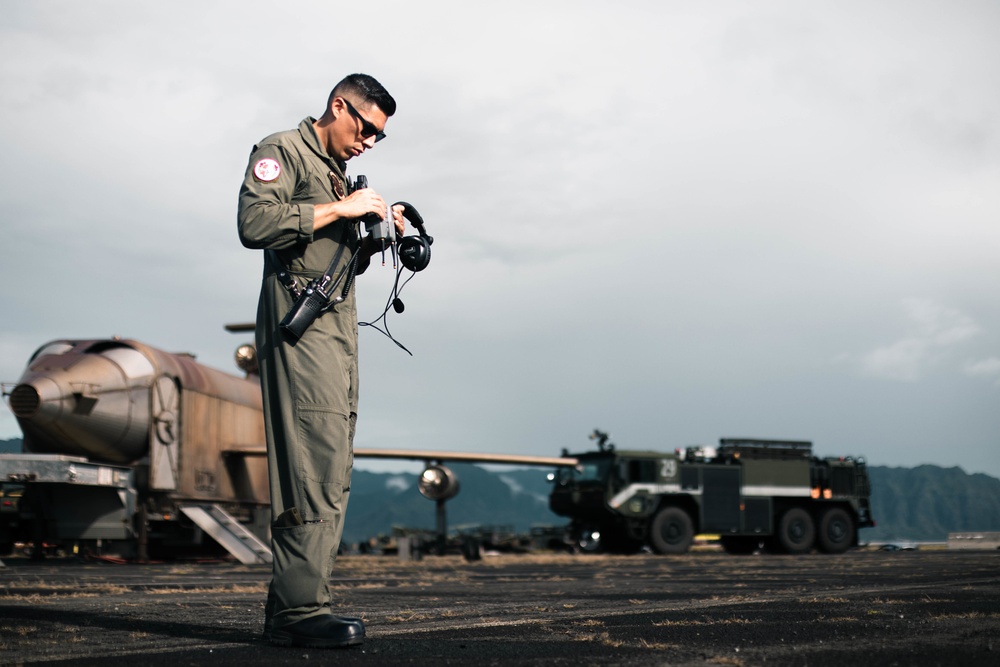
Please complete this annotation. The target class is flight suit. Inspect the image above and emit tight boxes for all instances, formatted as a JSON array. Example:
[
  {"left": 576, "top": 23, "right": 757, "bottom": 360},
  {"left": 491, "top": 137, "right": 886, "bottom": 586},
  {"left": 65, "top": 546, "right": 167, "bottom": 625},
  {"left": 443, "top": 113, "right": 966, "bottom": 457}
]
[{"left": 237, "top": 117, "right": 366, "bottom": 629}]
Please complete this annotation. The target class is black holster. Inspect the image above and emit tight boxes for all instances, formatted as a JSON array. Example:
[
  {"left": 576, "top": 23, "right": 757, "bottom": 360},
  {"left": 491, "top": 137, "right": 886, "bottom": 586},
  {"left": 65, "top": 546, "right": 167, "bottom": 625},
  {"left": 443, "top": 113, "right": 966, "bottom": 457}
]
[{"left": 279, "top": 283, "right": 329, "bottom": 342}]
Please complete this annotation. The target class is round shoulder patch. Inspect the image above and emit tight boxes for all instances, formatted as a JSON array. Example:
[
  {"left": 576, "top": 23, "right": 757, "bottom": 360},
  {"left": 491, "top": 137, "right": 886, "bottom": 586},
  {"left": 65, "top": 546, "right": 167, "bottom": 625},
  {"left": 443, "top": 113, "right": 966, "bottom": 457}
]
[{"left": 253, "top": 158, "right": 281, "bottom": 182}]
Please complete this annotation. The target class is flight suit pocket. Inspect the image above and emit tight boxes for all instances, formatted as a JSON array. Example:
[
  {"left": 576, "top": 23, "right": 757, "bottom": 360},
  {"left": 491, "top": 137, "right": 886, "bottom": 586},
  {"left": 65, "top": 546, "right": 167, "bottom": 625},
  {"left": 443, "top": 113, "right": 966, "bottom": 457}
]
[
  {"left": 270, "top": 521, "right": 338, "bottom": 614},
  {"left": 296, "top": 408, "right": 352, "bottom": 485}
]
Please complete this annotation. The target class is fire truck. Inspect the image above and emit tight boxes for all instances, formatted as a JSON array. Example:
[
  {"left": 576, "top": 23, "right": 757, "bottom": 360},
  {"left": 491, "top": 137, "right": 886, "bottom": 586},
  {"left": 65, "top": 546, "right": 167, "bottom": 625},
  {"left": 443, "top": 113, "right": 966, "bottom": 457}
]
[{"left": 549, "top": 433, "right": 874, "bottom": 555}]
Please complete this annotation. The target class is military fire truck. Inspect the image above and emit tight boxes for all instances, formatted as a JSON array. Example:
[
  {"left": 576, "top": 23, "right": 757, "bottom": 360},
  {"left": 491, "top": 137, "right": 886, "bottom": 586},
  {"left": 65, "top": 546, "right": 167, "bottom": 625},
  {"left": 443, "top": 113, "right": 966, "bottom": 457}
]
[{"left": 549, "top": 433, "right": 874, "bottom": 555}]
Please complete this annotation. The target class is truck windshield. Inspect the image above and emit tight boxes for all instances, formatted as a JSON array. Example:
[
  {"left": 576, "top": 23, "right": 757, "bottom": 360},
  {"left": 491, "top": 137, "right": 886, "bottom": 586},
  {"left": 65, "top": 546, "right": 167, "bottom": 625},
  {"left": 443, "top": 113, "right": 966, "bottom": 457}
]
[
  {"left": 554, "top": 457, "right": 612, "bottom": 485},
  {"left": 580, "top": 461, "right": 609, "bottom": 481}
]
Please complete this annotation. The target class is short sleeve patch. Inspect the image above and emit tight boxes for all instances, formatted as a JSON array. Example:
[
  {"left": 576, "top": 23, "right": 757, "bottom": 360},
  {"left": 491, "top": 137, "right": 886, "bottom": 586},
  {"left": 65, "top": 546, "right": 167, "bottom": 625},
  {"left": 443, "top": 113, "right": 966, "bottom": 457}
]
[{"left": 253, "top": 158, "right": 281, "bottom": 182}]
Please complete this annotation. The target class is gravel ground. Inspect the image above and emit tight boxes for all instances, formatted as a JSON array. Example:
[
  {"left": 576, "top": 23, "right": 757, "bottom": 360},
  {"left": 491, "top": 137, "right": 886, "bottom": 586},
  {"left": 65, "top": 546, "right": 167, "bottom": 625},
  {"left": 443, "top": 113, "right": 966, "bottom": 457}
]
[{"left": 1, "top": 549, "right": 998, "bottom": 666}]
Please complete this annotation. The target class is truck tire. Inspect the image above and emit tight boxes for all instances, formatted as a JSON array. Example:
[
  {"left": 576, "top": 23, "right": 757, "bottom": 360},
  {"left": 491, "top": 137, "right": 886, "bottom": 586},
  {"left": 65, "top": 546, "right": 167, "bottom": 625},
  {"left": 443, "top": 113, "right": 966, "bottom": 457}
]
[
  {"left": 817, "top": 507, "right": 854, "bottom": 554},
  {"left": 777, "top": 507, "right": 815, "bottom": 554},
  {"left": 650, "top": 507, "right": 694, "bottom": 554}
]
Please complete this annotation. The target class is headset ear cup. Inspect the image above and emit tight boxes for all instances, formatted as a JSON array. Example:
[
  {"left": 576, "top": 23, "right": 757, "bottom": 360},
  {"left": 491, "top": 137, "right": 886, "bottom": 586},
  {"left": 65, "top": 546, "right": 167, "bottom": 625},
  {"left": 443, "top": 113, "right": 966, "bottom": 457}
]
[{"left": 398, "top": 236, "right": 431, "bottom": 272}]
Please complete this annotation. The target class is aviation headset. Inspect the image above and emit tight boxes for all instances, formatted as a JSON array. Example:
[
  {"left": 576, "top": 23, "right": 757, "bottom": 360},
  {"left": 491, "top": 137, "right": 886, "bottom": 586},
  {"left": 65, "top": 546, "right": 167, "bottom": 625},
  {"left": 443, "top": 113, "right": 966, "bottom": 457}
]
[
  {"left": 356, "top": 200, "right": 434, "bottom": 355},
  {"left": 393, "top": 202, "right": 433, "bottom": 273},
  {"left": 276, "top": 172, "right": 433, "bottom": 353}
]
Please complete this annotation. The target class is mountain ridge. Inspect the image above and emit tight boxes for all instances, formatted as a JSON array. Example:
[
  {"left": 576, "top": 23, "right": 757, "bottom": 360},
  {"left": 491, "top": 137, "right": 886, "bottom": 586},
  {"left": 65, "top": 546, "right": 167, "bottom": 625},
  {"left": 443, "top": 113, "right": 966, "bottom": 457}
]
[{"left": 2, "top": 437, "right": 996, "bottom": 544}]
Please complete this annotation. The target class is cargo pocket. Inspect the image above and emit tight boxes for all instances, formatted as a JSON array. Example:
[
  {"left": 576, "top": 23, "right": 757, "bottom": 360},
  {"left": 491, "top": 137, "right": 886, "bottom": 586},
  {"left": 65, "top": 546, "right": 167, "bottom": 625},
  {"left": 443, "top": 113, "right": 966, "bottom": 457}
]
[
  {"left": 270, "top": 521, "right": 339, "bottom": 620},
  {"left": 295, "top": 407, "right": 351, "bottom": 520}
]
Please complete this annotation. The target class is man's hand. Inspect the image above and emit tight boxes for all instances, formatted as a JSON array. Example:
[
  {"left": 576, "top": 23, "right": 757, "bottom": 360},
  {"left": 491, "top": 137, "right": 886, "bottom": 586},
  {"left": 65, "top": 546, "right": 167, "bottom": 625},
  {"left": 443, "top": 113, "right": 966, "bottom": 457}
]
[
  {"left": 342, "top": 188, "right": 389, "bottom": 221},
  {"left": 313, "top": 188, "right": 400, "bottom": 231},
  {"left": 391, "top": 204, "right": 405, "bottom": 236},
  {"left": 359, "top": 203, "right": 407, "bottom": 261}
]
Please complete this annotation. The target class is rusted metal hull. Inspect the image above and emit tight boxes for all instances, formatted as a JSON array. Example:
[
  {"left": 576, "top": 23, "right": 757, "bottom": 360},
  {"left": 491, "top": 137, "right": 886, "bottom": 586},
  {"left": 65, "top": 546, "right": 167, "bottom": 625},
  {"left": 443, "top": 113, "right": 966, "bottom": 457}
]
[{"left": 8, "top": 338, "right": 269, "bottom": 507}]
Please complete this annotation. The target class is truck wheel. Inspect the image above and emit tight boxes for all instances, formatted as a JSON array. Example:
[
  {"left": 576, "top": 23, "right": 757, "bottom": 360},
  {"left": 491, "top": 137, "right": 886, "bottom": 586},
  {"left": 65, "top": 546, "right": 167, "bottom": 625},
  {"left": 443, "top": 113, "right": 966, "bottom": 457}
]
[
  {"left": 817, "top": 507, "right": 854, "bottom": 554},
  {"left": 650, "top": 507, "right": 694, "bottom": 554},
  {"left": 777, "top": 507, "right": 815, "bottom": 554}
]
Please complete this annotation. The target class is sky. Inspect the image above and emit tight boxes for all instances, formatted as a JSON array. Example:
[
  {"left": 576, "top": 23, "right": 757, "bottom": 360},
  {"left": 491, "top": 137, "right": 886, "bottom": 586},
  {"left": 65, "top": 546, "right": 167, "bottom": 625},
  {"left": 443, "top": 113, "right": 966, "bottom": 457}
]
[{"left": 1, "top": 1, "right": 998, "bottom": 479}]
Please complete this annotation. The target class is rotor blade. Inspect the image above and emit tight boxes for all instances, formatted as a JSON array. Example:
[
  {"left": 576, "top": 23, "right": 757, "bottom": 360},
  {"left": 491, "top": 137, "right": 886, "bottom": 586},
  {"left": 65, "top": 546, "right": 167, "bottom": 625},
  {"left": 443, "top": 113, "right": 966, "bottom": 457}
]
[{"left": 353, "top": 448, "right": 578, "bottom": 467}]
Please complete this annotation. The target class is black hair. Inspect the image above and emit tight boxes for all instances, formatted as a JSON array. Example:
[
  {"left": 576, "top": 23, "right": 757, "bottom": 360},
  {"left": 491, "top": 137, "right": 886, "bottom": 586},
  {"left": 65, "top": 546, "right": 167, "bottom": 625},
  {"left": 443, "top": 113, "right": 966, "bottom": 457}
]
[{"left": 329, "top": 73, "right": 396, "bottom": 117}]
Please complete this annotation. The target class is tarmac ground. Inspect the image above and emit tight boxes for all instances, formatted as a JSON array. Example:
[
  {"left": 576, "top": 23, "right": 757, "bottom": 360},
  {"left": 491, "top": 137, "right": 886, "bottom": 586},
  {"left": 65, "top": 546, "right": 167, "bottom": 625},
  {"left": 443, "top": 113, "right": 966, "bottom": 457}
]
[{"left": 1, "top": 548, "right": 998, "bottom": 666}]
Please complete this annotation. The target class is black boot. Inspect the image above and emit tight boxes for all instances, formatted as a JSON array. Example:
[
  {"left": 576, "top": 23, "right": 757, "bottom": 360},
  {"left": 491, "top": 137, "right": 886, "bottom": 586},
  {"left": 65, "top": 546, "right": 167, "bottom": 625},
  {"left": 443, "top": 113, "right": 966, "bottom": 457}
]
[
  {"left": 264, "top": 613, "right": 363, "bottom": 641},
  {"left": 269, "top": 613, "right": 365, "bottom": 648}
]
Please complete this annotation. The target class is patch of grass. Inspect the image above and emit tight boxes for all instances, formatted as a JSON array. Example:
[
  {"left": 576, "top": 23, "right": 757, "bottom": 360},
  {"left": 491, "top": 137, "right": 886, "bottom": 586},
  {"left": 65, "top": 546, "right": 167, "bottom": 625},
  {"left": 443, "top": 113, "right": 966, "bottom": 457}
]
[
  {"left": 707, "top": 656, "right": 745, "bottom": 666},
  {"left": 653, "top": 618, "right": 709, "bottom": 627},
  {"left": 229, "top": 583, "right": 269, "bottom": 594},
  {"left": 385, "top": 610, "right": 433, "bottom": 623},
  {"left": 519, "top": 605, "right": 561, "bottom": 613},
  {"left": 929, "top": 611, "right": 1000, "bottom": 621},
  {"left": 706, "top": 594, "right": 754, "bottom": 603},
  {"left": 144, "top": 587, "right": 199, "bottom": 595},
  {"left": 1, "top": 582, "right": 130, "bottom": 600},
  {"left": 922, "top": 595, "right": 954, "bottom": 603},
  {"left": 718, "top": 616, "right": 753, "bottom": 625},
  {"left": 593, "top": 631, "right": 624, "bottom": 648},
  {"left": 0, "top": 593, "right": 49, "bottom": 603},
  {"left": 654, "top": 615, "right": 755, "bottom": 627},
  {"left": 329, "top": 581, "right": 387, "bottom": 590}
]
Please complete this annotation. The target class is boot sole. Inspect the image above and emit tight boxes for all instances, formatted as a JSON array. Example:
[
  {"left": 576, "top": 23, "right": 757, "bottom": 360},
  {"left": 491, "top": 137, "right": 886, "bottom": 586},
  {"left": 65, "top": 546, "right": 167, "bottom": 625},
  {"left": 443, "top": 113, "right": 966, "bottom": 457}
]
[{"left": 269, "top": 631, "right": 364, "bottom": 649}]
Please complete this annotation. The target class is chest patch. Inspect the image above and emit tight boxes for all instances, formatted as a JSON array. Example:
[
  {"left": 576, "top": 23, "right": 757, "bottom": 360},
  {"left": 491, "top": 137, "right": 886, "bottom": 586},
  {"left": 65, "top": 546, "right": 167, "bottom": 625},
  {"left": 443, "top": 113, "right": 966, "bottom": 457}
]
[
  {"left": 253, "top": 158, "right": 282, "bottom": 182},
  {"left": 330, "top": 171, "right": 345, "bottom": 199}
]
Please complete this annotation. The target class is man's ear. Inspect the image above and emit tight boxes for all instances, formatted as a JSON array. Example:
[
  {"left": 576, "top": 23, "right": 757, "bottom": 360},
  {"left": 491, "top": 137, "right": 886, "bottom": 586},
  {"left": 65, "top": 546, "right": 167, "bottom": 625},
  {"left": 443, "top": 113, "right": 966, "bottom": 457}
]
[{"left": 330, "top": 96, "right": 345, "bottom": 118}]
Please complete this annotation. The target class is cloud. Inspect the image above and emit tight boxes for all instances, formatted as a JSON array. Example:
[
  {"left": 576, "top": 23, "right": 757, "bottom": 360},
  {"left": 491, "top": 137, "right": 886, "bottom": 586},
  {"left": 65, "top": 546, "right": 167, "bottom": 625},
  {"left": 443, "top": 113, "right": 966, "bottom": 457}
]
[
  {"left": 2, "top": 1, "right": 1000, "bottom": 481},
  {"left": 964, "top": 357, "right": 1000, "bottom": 384},
  {"left": 903, "top": 298, "right": 981, "bottom": 346},
  {"left": 861, "top": 338, "right": 930, "bottom": 382},
  {"left": 860, "top": 298, "right": 982, "bottom": 381}
]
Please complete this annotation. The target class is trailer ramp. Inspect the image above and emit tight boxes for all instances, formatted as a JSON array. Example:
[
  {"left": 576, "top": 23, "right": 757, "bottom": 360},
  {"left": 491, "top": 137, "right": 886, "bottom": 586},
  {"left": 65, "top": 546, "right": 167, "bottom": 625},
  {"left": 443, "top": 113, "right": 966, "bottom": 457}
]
[{"left": 179, "top": 504, "right": 272, "bottom": 564}]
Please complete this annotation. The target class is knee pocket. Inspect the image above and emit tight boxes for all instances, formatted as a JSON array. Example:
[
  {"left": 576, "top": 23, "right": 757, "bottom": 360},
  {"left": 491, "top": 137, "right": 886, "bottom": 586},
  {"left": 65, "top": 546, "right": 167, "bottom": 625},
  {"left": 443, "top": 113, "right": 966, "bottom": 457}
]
[{"left": 295, "top": 409, "right": 353, "bottom": 485}]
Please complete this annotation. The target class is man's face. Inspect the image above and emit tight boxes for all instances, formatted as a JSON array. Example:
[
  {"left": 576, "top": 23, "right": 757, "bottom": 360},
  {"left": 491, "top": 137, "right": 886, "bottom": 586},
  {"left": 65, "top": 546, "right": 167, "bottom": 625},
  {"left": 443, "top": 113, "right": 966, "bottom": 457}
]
[{"left": 328, "top": 97, "right": 388, "bottom": 161}]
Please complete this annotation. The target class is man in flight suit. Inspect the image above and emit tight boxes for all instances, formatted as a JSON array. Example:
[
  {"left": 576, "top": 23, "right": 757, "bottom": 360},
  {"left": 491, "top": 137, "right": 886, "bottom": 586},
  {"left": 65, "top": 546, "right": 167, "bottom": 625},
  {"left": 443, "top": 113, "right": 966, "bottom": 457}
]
[{"left": 237, "top": 73, "right": 403, "bottom": 648}]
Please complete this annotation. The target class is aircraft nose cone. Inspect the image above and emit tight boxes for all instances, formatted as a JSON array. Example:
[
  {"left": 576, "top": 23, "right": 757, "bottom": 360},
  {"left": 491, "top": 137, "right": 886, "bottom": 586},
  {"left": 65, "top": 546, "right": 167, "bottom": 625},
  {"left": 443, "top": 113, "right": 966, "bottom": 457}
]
[{"left": 8, "top": 379, "right": 60, "bottom": 418}]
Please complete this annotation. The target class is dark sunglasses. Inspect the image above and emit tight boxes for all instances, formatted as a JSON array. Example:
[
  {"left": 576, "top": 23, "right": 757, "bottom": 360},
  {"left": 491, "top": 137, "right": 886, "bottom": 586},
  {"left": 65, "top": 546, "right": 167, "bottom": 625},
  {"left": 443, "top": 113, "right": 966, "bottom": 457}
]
[{"left": 342, "top": 98, "right": 386, "bottom": 143}]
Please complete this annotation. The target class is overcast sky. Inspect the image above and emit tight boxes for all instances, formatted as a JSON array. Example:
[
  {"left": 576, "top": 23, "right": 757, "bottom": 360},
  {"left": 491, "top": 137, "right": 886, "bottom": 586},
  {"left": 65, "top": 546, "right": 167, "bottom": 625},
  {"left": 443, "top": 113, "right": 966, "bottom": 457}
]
[{"left": 2, "top": 1, "right": 998, "bottom": 479}]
